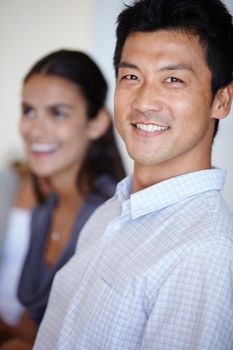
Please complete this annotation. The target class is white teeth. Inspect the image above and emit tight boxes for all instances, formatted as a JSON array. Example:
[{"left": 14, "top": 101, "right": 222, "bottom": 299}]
[
  {"left": 136, "top": 123, "right": 168, "bottom": 132},
  {"left": 31, "top": 143, "right": 59, "bottom": 152}
]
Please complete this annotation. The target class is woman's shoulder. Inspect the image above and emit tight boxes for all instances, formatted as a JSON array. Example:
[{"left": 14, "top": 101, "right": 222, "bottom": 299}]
[
  {"left": 91, "top": 174, "right": 119, "bottom": 201},
  {"left": 0, "top": 167, "right": 20, "bottom": 185},
  {"left": 0, "top": 167, "right": 22, "bottom": 207},
  {"left": 32, "top": 193, "right": 56, "bottom": 214}
]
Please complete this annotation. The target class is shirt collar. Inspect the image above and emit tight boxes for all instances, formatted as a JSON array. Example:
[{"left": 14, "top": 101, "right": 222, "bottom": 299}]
[
  {"left": 115, "top": 176, "right": 132, "bottom": 201},
  {"left": 115, "top": 169, "right": 226, "bottom": 220}
]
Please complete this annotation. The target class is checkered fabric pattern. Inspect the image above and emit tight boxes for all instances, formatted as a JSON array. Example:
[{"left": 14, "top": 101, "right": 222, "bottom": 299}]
[{"left": 34, "top": 169, "right": 233, "bottom": 350}]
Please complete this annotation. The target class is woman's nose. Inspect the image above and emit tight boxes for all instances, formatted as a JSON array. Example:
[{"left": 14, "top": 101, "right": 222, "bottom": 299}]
[{"left": 25, "top": 114, "right": 50, "bottom": 138}]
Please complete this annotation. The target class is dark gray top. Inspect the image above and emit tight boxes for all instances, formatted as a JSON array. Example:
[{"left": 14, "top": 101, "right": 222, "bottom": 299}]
[{"left": 18, "top": 175, "right": 117, "bottom": 325}]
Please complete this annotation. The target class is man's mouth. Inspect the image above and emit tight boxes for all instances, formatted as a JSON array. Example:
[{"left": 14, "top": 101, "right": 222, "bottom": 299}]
[{"left": 135, "top": 123, "right": 169, "bottom": 132}]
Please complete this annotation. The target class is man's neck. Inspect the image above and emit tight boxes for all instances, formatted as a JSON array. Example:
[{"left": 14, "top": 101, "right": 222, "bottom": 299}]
[{"left": 132, "top": 157, "right": 212, "bottom": 193}]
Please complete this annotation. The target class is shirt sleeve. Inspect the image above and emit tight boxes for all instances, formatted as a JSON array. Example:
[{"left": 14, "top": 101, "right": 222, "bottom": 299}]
[{"left": 142, "top": 240, "right": 233, "bottom": 350}]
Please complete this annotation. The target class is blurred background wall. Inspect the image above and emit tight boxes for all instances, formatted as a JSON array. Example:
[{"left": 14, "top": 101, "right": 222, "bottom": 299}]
[{"left": 0, "top": 0, "right": 232, "bottom": 210}]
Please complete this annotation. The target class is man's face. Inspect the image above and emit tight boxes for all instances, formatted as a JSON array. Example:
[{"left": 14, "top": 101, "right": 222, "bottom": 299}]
[{"left": 114, "top": 30, "right": 223, "bottom": 183}]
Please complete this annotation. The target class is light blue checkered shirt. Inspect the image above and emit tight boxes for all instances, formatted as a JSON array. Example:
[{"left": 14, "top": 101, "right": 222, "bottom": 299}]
[{"left": 34, "top": 169, "right": 233, "bottom": 350}]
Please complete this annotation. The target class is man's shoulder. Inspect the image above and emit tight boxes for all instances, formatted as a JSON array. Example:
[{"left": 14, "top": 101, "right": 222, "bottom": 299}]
[{"left": 77, "top": 195, "right": 120, "bottom": 248}]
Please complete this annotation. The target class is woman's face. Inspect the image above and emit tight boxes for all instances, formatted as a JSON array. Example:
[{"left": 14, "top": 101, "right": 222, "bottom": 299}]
[{"left": 20, "top": 74, "right": 93, "bottom": 181}]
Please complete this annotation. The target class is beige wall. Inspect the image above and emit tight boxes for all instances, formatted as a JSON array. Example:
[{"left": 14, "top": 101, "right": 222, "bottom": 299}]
[{"left": 0, "top": 0, "right": 93, "bottom": 165}]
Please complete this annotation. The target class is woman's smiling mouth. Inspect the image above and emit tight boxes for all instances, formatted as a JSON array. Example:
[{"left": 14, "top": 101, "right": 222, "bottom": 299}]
[{"left": 30, "top": 143, "right": 60, "bottom": 154}]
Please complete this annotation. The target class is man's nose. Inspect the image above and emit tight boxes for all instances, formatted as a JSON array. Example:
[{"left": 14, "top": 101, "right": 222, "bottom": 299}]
[{"left": 132, "top": 81, "right": 164, "bottom": 113}]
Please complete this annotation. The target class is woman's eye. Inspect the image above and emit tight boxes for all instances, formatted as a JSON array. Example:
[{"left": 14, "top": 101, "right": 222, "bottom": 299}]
[
  {"left": 51, "top": 108, "right": 67, "bottom": 118},
  {"left": 22, "top": 106, "right": 36, "bottom": 118}
]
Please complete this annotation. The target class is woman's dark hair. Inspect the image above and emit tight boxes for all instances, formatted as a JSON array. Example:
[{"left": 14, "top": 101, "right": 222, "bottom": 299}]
[
  {"left": 114, "top": 0, "right": 233, "bottom": 137},
  {"left": 24, "top": 49, "right": 126, "bottom": 201}
]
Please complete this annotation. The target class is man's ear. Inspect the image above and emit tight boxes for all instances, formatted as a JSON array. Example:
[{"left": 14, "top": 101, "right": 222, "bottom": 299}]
[
  {"left": 87, "top": 108, "right": 111, "bottom": 141},
  {"left": 211, "top": 82, "right": 233, "bottom": 120}
]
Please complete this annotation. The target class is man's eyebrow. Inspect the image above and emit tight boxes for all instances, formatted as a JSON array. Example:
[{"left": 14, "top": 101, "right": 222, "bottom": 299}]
[
  {"left": 160, "top": 63, "right": 194, "bottom": 73},
  {"left": 118, "top": 61, "right": 139, "bottom": 70},
  {"left": 118, "top": 61, "right": 195, "bottom": 74}
]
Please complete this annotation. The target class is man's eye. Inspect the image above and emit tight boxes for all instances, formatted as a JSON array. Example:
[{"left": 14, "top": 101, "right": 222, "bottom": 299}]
[
  {"left": 164, "top": 77, "right": 184, "bottom": 83},
  {"left": 122, "top": 74, "right": 138, "bottom": 80}
]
